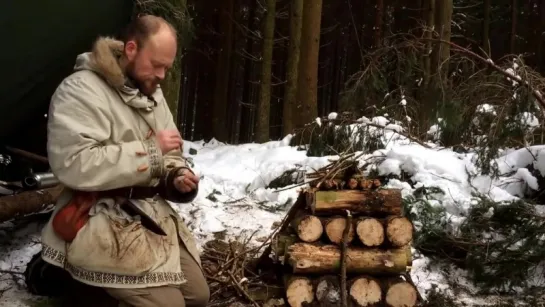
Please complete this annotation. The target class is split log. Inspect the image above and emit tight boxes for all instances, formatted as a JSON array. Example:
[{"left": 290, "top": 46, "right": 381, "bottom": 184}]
[
  {"left": 0, "top": 185, "right": 64, "bottom": 223},
  {"left": 307, "top": 189, "right": 402, "bottom": 216},
  {"left": 286, "top": 243, "right": 411, "bottom": 275},
  {"left": 385, "top": 216, "right": 413, "bottom": 247},
  {"left": 323, "top": 216, "right": 355, "bottom": 245},
  {"left": 355, "top": 217, "right": 385, "bottom": 247},
  {"left": 292, "top": 215, "right": 323, "bottom": 243},
  {"left": 285, "top": 276, "right": 314, "bottom": 307},
  {"left": 384, "top": 278, "right": 418, "bottom": 307},
  {"left": 348, "top": 276, "right": 382, "bottom": 307},
  {"left": 314, "top": 275, "right": 340, "bottom": 306}
]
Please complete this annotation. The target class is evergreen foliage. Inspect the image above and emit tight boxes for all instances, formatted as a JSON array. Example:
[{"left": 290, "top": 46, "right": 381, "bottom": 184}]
[
  {"left": 406, "top": 187, "right": 545, "bottom": 293},
  {"left": 289, "top": 117, "right": 387, "bottom": 157},
  {"left": 334, "top": 31, "right": 545, "bottom": 176}
]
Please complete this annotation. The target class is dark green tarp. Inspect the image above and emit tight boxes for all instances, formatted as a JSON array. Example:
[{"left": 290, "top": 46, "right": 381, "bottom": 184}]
[{"left": 0, "top": 0, "right": 134, "bottom": 155}]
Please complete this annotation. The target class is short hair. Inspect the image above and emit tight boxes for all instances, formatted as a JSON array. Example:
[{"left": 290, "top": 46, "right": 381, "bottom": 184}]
[{"left": 121, "top": 15, "right": 177, "bottom": 48}]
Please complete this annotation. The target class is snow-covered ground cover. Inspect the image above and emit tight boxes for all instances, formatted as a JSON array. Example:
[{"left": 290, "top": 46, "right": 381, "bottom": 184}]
[{"left": 1, "top": 114, "right": 545, "bottom": 306}]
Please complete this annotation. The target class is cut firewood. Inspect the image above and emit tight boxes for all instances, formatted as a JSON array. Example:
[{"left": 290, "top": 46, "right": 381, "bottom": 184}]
[
  {"left": 360, "top": 179, "right": 374, "bottom": 190},
  {"left": 317, "top": 179, "right": 344, "bottom": 190},
  {"left": 349, "top": 276, "right": 382, "bottom": 307},
  {"left": 285, "top": 276, "right": 314, "bottom": 307},
  {"left": 0, "top": 184, "right": 64, "bottom": 223},
  {"left": 359, "top": 178, "right": 382, "bottom": 190},
  {"left": 347, "top": 177, "right": 359, "bottom": 189},
  {"left": 384, "top": 278, "right": 418, "bottom": 307},
  {"left": 340, "top": 211, "right": 352, "bottom": 307},
  {"left": 385, "top": 216, "right": 413, "bottom": 247},
  {"left": 286, "top": 243, "right": 411, "bottom": 275},
  {"left": 314, "top": 275, "right": 340, "bottom": 306},
  {"left": 258, "top": 191, "right": 307, "bottom": 267},
  {"left": 355, "top": 217, "right": 385, "bottom": 247},
  {"left": 323, "top": 216, "right": 355, "bottom": 245},
  {"left": 307, "top": 189, "right": 402, "bottom": 216},
  {"left": 292, "top": 215, "right": 323, "bottom": 243}
]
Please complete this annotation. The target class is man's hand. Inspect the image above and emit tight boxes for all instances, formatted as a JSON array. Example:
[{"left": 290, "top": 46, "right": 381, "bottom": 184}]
[
  {"left": 156, "top": 129, "right": 183, "bottom": 154},
  {"left": 173, "top": 169, "right": 199, "bottom": 193}
]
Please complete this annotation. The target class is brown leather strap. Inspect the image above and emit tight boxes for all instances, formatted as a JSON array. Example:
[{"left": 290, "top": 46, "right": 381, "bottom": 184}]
[{"left": 99, "top": 186, "right": 159, "bottom": 199}]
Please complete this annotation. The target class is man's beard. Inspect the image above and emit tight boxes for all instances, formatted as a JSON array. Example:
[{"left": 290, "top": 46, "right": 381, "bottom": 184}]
[{"left": 125, "top": 64, "right": 160, "bottom": 96}]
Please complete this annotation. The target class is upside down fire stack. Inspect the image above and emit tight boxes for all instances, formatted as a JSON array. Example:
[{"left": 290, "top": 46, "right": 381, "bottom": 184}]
[{"left": 272, "top": 178, "right": 418, "bottom": 307}]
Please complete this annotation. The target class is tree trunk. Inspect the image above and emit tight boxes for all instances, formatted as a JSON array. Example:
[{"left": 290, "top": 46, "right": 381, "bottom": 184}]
[
  {"left": 538, "top": 0, "right": 545, "bottom": 73},
  {"left": 510, "top": 0, "right": 518, "bottom": 54},
  {"left": 323, "top": 216, "right": 355, "bottom": 245},
  {"left": 239, "top": 2, "right": 259, "bottom": 143},
  {"left": 431, "top": 0, "right": 452, "bottom": 79},
  {"left": 385, "top": 216, "right": 413, "bottom": 247},
  {"left": 285, "top": 275, "right": 314, "bottom": 307},
  {"left": 291, "top": 214, "right": 323, "bottom": 243},
  {"left": 286, "top": 243, "right": 412, "bottom": 274},
  {"left": 384, "top": 278, "right": 418, "bottom": 307},
  {"left": 296, "top": 0, "right": 322, "bottom": 129},
  {"left": 419, "top": 0, "right": 435, "bottom": 128},
  {"left": 158, "top": 0, "right": 189, "bottom": 126},
  {"left": 349, "top": 276, "right": 383, "bottom": 307},
  {"left": 315, "top": 275, "right": 341, "bottom": 306},
  {"left": 356, "top": 217, "right": 385, "bottom": 247},
  {"left": 482, "top": 0, "right": 491, "bottom": 56},
  {"left": 211, "top": 0, "right": 234, "bottom": 142},
  {"left": 374, "top": 0, "right": 384, "bottom": 48},
  {"left": 0, "top": 185, "right": 64, "bottom": 223},
  {"left": 227, "top": 0, "right": 250, "bottom": 144},
  {"left": 255, "top": 0, "right": 276, "bottom": 142},
  {"left": 282, "top": 0, "right": 304, "bottom": 137},
  {"left": 307, "top": 189, "right": 403, "bottom": 216},
  {"left": 161, "top": 62, "right": 182, "bottom": 126}
]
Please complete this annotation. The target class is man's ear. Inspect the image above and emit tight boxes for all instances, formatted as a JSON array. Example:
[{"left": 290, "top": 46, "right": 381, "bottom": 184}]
[{"left": 125, "top": 40, "right": 138, "bottom": 61}]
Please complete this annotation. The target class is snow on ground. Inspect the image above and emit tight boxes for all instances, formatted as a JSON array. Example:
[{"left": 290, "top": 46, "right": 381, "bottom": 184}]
[
  {"left": 172, "top": 136, "right": 333, "bottom": 247},
  {"left": 1, "top": 117, "right": 545, "bottom": 306}
]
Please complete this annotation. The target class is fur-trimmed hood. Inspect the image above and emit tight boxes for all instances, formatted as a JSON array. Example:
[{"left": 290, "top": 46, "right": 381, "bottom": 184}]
[
  {"left": 73, "top": 36, "right": 163, "bottom": 109},
  {"left": 74, "top": 37, "right": 126, "bottom": 89}
]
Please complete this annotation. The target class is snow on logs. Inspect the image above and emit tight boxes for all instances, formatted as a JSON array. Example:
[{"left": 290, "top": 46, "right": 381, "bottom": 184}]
[{"left": 273, "top": 178, "right": 417, "bottom": 307}]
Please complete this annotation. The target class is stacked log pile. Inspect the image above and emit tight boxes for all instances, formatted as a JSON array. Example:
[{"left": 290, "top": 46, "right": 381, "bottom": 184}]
[{"left": 272, "top": 178, "right": 417, "bottom": 307}]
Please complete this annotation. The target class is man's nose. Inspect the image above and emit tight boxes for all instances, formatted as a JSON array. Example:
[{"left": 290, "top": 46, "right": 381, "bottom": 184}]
[{"left": 156, "top": 68, "right": 166, "bottom": 80}]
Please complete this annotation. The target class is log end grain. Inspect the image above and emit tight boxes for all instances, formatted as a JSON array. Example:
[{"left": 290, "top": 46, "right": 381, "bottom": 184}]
[
  {"left": 385, "top": 280, "right": 418, "bottom": 307},
  {"left": 286, "top": 276, "right": 314, "bottom": 307},
  {"left": 386, "top": 216, "right": 413, "bottom": 247},
  {"left": 349, "top": 276, "right": 382, "bottom": 307},
  {"left": 325, "top": 217, "right": 355, "bottom": 245},
  {"left": 296, "top": 215, "right": 323, "bottom": 243},
  {"left": 347, "top": 178, "right": 359, "bottom": 189},
  {"left": 356, "top": 217, "right": 385, "bottom": 247}
]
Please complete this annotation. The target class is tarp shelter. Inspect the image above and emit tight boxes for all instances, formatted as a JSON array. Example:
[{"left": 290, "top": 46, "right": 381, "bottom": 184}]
[{"left": 0, "top": 0, "right": 134, "bottom": 156}]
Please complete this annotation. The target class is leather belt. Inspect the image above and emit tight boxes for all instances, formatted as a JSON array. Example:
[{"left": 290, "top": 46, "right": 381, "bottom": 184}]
[
  {"left": 97, "top": 187, "right": 167, "bottom": 236},
  {"left": 99, "top": 186, "right": 159, "bottom": 199}
]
